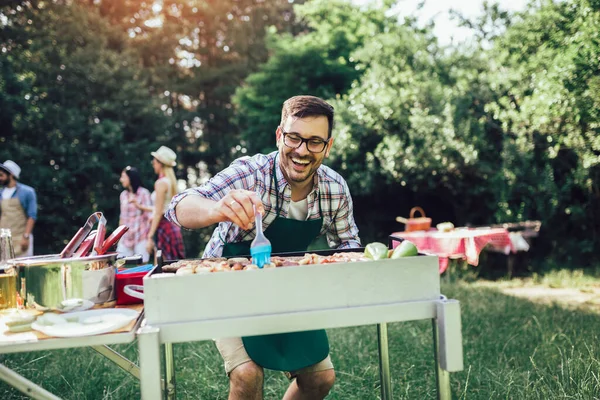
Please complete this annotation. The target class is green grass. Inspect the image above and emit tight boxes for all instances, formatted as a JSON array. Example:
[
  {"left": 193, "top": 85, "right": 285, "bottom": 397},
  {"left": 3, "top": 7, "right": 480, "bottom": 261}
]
[
  {"left": 2, "top": 276, "right": 600, "bottom": 399},
  {"left": 529, "top": 268, "right": 600, "bottom": 289}
]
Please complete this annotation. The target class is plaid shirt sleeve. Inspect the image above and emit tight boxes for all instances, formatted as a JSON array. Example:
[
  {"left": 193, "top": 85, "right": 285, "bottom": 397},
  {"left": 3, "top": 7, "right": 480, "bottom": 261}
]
[
  {"left": 140, "top": 188, "right": 152, "bottom": 208},
  {"left": 166, "top": 153, "right": 361, "bottom": 255},
  {"left": 318, "top": 169, "right": 361, "bottom": 249},
  {"left": 140, "top": 188, "right": 153, "bottom": 221},
  {"left": 166, "top": 156, "right": 260, "bottom": 227},
  {"left": 329, "top": 180, "right": 361, "bottom": 249}
]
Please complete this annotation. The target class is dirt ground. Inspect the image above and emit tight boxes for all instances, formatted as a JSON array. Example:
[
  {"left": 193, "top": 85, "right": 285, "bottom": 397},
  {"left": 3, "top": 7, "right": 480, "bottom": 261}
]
[{"left": 476, "top": 282, "right": 600, "bottom": 313}]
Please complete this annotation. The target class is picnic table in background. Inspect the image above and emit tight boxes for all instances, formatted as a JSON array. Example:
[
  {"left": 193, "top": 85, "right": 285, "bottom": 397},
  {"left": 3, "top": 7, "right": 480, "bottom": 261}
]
[
  {"left": 390, "top": 227, "right": 515, "bottom": 274},
  {"left": 486, "top": 221, "right": 542, "bottom": 277}
]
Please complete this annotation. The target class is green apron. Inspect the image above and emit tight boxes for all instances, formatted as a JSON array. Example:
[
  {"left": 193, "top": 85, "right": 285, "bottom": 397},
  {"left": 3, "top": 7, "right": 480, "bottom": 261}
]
[{"left": 221, "top": 159, "right": 330, "bottom": 372}]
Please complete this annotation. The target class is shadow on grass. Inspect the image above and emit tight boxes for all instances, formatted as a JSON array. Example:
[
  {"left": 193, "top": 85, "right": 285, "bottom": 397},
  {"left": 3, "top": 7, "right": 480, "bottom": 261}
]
[{"left": 2, "top": 283, "right": 600, "bottom": 399}]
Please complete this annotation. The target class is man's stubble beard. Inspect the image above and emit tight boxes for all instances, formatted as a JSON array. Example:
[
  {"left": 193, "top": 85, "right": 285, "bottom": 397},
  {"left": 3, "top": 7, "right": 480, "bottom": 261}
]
[{"left": 282, "top": 152, "right": 319, "bottom": 184}]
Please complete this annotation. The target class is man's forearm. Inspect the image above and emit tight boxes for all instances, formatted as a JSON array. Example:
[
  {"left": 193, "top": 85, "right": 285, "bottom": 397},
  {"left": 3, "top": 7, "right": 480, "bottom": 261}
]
[
  {"left": 174, "top": 195, "right": 220, "bottom": 229},
  {"left": 25, "top": 218, "right": 35, "bottom": 236}
]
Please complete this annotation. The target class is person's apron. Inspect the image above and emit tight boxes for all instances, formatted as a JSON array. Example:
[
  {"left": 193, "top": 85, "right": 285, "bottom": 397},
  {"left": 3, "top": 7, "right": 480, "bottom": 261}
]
[
  {"left": 0, "top": 190, "right": 27, "bottom": 257},
  {"left": 222, "top": 159, "right": 330, "bottom": 372}
]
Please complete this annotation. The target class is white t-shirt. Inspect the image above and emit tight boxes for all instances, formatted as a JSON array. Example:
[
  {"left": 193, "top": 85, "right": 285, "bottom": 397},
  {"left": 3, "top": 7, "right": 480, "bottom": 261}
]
[
  {"left": 288, "top": 198, "right": 309, "bottom": 221},
  {"left": 1, "top": 187, "right": 16, "bottom": 200}
]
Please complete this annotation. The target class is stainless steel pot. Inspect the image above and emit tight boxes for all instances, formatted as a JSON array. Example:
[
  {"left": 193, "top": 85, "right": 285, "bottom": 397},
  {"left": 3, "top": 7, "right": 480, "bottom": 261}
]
[{"left": 7, "top": 253, "right": 118, "bottom": 311}]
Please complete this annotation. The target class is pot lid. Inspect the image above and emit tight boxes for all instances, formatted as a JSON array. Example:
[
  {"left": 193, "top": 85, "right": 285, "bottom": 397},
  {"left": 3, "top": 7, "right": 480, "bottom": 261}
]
[{"left": 7, "top": 252, "right": 118, "bottom": 267}]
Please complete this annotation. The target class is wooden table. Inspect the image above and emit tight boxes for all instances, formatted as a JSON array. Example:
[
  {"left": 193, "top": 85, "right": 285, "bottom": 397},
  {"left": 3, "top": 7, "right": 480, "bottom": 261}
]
[
  {"left": 0, "top": 304, "right": 144, "bottom": 399},
  {"left": 136, "top": 256, "right": 463, "bottom": 400}
]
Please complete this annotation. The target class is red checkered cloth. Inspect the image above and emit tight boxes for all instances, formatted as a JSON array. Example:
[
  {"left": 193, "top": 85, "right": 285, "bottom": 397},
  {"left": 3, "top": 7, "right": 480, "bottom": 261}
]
[
  {"left": 391, "top": 228, "right": 514, "bottom": 273},
  {"left": 156, "top": 217, "right": 186, "bottom": 260}
]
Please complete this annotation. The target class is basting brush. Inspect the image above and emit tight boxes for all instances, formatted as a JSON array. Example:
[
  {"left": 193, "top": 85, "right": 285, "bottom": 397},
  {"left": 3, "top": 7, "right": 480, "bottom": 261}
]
[{"left": 250, "top": 206, "right": 271, "bottom": 268}]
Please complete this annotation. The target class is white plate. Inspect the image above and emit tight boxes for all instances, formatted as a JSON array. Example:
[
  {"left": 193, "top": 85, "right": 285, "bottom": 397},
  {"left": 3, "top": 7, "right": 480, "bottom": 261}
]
[
  {"left": 31, "top": 308, "right": 139, "bottom": 338},
  {"left": 57, "top": 299, "right": 95, "bottom": 313}
]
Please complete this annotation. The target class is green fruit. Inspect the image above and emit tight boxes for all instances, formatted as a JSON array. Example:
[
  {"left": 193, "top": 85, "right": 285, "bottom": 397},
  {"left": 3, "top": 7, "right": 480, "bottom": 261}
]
[
  {"left": 391, "top": 240, "right": 418, "bottom": 258},
  {"left": 364, "top": 242, "right": 389, "bottom": 260}
]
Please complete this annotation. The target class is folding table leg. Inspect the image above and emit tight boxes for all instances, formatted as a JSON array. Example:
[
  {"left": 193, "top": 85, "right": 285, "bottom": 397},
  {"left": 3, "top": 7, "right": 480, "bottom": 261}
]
[
  {"left": 507, "top": 254, "right": 515, "bottom": 279},
  {"left": 0, "top": 363, "right": 62, "bottom": 400},
  {"left": 164, "top": 342, "right": 176, "bottom": 400},
  {"left": 377, "top": 323, "right": 392, "bottom": 400},
  {"left": 138, "top": 325, "right": 163, "bottom": 400},
  {"left": 432, "top": 320, "right": 452, "bottom": 400},
  {"left": 91, "top": 345, "right": 140, "bottom": 380}
]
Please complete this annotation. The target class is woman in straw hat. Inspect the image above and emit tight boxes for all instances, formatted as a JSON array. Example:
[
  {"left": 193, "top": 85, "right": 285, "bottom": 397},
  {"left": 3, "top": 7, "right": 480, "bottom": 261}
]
[{"left": 146, "top": 146, "right": 185, "bottom": 259}]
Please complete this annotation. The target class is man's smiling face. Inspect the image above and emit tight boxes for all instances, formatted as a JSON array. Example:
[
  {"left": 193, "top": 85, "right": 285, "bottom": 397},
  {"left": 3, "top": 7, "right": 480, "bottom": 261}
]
[{"left": 276, "top": 115, "right": 333, "bottom": 187}]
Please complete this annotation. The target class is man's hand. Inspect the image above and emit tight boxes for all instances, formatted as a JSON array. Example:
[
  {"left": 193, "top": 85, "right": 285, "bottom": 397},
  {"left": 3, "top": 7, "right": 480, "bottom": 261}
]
[
  {"left": 213, "top": 189, "right": 265, "bottom": 231},
  {"left": 20, "top": 237, "right": 29, "bottom": 253}
]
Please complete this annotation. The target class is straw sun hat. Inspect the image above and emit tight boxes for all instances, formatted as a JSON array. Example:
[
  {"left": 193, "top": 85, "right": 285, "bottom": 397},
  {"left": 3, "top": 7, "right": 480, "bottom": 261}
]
[{"left": 151, "top": 146, "right": 177, "bottom": 167}]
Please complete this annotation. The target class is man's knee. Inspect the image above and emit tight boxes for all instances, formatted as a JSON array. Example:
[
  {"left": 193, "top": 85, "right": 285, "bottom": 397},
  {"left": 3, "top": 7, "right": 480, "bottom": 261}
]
[
  {"left": 297, "top": 369, "right": 335, "bottom": 396},
  {"left": 230, "top": 361, "right": 264, "bottom": 391}
]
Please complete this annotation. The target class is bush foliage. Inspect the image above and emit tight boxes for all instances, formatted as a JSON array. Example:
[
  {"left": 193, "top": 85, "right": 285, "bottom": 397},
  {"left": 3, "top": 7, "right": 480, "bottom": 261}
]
[{"left": 1, "top": 0, "right": 598, "bottom": 265}]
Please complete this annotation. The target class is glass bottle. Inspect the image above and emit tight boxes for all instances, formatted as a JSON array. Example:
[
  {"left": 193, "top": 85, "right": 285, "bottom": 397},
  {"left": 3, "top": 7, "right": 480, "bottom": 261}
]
[
  {"left": 0, "top": 228, "right": 15, "bottom": 264},
  {"left": 0, "top": 229, "right": 17, "bottom": 309}
]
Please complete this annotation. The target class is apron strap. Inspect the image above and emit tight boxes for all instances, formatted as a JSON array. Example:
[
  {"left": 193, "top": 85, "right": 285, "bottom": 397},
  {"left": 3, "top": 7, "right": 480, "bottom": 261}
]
[{"left": 272, "top": 155, "right": 281, "bottom": 217}]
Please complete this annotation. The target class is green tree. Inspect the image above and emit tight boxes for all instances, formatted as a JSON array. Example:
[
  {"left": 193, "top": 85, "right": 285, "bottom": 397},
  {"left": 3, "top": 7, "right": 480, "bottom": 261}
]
[
  {"left": 86, "top": 0, "right": 308, "bottom": 256},
  {"left": 234, "top": 0, "right": 600, "bottom": 264},
  {"left": 1, "top": 0, "right": 306, "bottom": 256},
  {"left": 481, "top": 0, "right": 600, "bottom": 261},
  {"left": 87, "top": 0, "right": 306, "bottom": 176},
  {"left": 233, "top": 0, "right": 394, "bottom": 155},
  {"left": 1, "top": 1, "right": 170, "bottom": 253},
  {"left": 234, "top": 0, "right": 500, "bottom": 241}
]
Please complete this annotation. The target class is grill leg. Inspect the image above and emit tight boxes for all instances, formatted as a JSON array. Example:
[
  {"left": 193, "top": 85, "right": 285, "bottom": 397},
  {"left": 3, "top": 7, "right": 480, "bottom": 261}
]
[
  {"left": 138, "top": 326, "right": 162, "bottom": 400},
  {"left": 432, "top": 320, "right": 452, "bottom": 400},
  {"left": 377, "top": 323, "right": 392, "bottom": 400},
  {"left": 164, "top": 343, "right": 176, "bottom": 400}
]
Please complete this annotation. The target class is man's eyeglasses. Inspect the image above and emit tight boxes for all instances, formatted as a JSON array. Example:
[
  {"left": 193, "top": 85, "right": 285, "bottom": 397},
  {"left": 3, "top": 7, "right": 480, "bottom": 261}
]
[{"left": 281, "top": 128, "right": 330, "bottom": 153}]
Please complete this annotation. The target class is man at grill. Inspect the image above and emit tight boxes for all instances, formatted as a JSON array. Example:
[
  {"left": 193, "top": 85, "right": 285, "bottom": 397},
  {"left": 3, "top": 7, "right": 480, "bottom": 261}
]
[{"left": 167, "top": 95, "right": 361, "bottom": 399}]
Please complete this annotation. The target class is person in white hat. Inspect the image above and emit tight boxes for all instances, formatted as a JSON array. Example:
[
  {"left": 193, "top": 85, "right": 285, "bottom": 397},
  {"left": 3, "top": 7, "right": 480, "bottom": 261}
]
[
  {"left": 150, "top": 146, "right": 177, "bottom": 167},
  {"left": 0, "top": 160, "right": 37, "bottom": 257},
  {"left": 144, "top": 146, "right": 185, "bottom": 259}
]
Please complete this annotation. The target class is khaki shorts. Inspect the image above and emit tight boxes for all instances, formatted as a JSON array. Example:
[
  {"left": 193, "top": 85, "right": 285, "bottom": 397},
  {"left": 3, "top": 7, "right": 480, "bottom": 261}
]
[{"left": 215, "top": 337, "right": 334, "bottom": 379}]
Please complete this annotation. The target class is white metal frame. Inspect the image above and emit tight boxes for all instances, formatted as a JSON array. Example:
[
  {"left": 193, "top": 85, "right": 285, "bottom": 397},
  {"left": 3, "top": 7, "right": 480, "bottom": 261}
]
[
  {"left": 0, "top": 313, "right": 144, "bottom": 399},
  {"left": 136, "top": 256, "right": 464, "bottom": 399}
]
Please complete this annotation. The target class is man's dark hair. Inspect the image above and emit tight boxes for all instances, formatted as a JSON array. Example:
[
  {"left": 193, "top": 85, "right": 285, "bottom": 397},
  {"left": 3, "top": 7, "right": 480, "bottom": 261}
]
[
  {"left": 281, "top": 95, "right": 335, "bottom": 138},
  {"left": 123, "top": 166, "right": 143, "bottom": 193}
]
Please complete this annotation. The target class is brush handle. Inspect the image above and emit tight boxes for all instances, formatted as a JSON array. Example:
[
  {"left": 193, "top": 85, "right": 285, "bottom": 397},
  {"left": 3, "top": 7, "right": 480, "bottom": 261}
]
[
  {"left": 255, "top": 211, "right": 263, "bottom": 233},
  {"left": 252, "top": 211, "right": 270, "bottom": 246}
]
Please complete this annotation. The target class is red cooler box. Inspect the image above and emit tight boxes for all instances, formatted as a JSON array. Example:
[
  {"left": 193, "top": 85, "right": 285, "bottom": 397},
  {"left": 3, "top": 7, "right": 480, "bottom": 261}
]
[{"left": 116, "top": 270, "right": 146, "bottom": 305}]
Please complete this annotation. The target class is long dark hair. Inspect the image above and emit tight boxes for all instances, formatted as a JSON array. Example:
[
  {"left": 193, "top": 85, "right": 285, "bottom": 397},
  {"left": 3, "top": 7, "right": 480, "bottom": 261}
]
[{"left": 123, "top": 166, "right": 143, "bottom": 193}]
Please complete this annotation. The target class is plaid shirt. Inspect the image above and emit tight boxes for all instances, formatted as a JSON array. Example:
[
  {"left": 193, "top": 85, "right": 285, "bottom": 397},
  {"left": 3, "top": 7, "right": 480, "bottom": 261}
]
[
  {"left": 119, "top": 188, "right": 152, "bottom": 248},
  {"left": 166, "top": 151, "right": 361, "bottom": 257}
]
